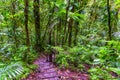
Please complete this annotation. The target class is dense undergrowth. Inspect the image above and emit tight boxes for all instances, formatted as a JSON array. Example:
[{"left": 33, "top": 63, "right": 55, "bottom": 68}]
[
  {"left": 1, "top": 34, "right": 120, "bottom": 80},
  {"left": 50, "top": 40, "right": 120, "bottom": 80},
  {"left": 0, "top": 43, "right": 38, "bottom": 80}
]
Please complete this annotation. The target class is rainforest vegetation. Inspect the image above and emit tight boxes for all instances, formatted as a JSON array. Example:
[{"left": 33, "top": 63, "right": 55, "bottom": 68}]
[{"left": 0, "top": 0, "right": 120, "bottom": 80}]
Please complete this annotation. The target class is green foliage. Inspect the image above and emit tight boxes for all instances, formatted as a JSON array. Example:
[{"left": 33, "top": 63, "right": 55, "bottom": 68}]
[
  {"left": 68, "top": 45, "right": 99, "bottom": 64},
  {"left": 0, "top": 0, "right": 120, "bottom": 79},
  {"left": 109, "top": 68, "right": 120, "bottom": 75},
  {"left": 52, "top": 46, "right": 64, "bottom": 53},
  {"left": 115, "top": 0, "right": 120, "bottom": 9},
  {"left": 0, "top": 62, "right": 32, "bottom": 80},
  {"left": 97, "top": 41, "right": 120, "bottom": 66},
  {"left": 0, "top": 43, "right": 38, "bottom": 79},
  {"left": 88, "top": 67, "right": 115, "bottom": 80},
  {"left": 54, "top": 45, "right": 97, "bottom": 70},
  {"left": 0, "top": 62, "right": 22, "bottom": 80},
  {"left": 55, "top": 53, "right": 69, "bottom": 68},
  {"left": 54, "top": 40, "right": 120, "bottom": 78},
  {"left": 27, "top": 47, "right": 39, "bottom": 63},
  {"left": 69, "top": 12, "right": 84, "bottom": 21}
]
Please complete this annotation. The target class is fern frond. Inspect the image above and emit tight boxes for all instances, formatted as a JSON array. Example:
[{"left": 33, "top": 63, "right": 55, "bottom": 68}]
[{"left": 0, "top": 62, "right": 24, "bottom": 80}]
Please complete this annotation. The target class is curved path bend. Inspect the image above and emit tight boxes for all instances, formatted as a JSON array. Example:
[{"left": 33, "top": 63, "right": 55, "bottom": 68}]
[{"left": 23, "top": 55, "right": 89, "bottom": 80}]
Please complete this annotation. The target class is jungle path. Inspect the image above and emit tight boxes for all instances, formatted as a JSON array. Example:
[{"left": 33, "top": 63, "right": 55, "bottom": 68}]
[{"left": 23, "top": 54, "right": 89, "bottom": 80}]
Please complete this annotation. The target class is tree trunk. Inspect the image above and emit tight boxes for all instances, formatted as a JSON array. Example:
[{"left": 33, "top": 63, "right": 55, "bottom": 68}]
[
  {"left": 74, "top": 22, "right": 79, "bottom": 46},
  {"left": 107, "top": 0, "right": 112, "bottom": 40},
  {"left": 62, "top": 0, "right": 70, "bottom": 45},
  {"left": 33, "top": 0, "right": 41, "bottom": 51},
  {"left": 68, "top": 4, "right": 75, "bottom": 47},
  {"left": 57, "top": 18, "right": 62, "bottom": 45},
  {"left": 74, "top": 0, "right": 79, "bottom": 46},
  {"left": 24, "top": 0, "right": 30, "bottom": 47},
  {"left": 11, "top": 0, "right": 17, "bottom": 48},
  {"left": 24, "top": 0, "right": 30, "bottom": 61},
  {"left": 68, "top": 19, "right": 73, "bottom": 47}
]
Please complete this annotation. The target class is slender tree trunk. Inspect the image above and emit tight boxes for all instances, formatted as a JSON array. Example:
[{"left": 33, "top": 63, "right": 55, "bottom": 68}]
[
  {"left": 11, "top": 0, "right": 17, "bottom": 48},
  {"left": 48, "top": 12, "right": 54, "bottom": 46},
  {"left": 113, "top": 9, "right": 118, "bottom": 32},
  {"left": 74, "top": 22, "right": 79, "bottom": 45},
  {"left": 33, "top": 0, "right": 41, "bottom": 51},
  {"left": 46, "top": 3, "right": 55, "bottom": 62},
  {"left": 62, "top": 0, "right": 70, "bottom": 45},
  {"left": 24, "top": 0, "right": 30, "bottom": 61},
  {"left": 107, "top": 0, "right": 112, "bottom": 40},
  {"left": 68, "top": 19, "right": 73, "bottom": 47},
  {"left": 74, "top": 0, "right": 79, "bottom": 46},
  {"left": 54, "top": 28, "right": 57, "bottom": 46},
  {"left": 24, "top": 0, "right": 30, "bottom": 47},
  {"left": 68, "top": 4, "right": 75, "bottom": 47},
  {"left": 57, "top": 18, "right": 62, "bottom": 45}
]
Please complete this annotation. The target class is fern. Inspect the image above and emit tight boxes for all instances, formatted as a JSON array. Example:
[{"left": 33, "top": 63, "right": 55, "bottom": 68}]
[
  {"left": 0, "top": 62, "right": 24, "bottom": 80},
  {"left": 52, "top": 46, "right": 64, "bottom": 53}
]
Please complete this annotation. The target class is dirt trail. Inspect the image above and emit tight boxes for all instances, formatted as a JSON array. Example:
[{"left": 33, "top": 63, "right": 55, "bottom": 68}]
[{"left": 23, "top": 55, "right": 89, "bottom": 80}]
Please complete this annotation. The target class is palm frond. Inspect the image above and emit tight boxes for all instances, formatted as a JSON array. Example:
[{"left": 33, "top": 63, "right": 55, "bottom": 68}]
[{"left": 0, "top": 62, "right": 24, "bottom": 80}]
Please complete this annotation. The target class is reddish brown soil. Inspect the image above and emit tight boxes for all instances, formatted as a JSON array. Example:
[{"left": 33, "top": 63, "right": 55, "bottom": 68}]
[{"left": 23, "top": 55, "right": 89, "bottom": 80}]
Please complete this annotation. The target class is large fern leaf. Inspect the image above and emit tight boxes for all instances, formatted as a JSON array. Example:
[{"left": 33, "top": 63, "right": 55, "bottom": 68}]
[{"left": 0, "top": 62, "right": 24, "bottom": 80}]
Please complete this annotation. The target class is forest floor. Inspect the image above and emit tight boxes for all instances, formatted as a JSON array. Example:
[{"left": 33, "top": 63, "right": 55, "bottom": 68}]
[{"left": 23, "top": 54, "right": 89, "bottom": 80}]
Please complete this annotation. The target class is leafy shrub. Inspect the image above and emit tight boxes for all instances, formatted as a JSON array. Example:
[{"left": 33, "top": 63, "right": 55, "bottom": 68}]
[
  {"left": 55, "top": 53, "right": 69, "bottom": 68},
  {"left": 54, "top": 46, "right": 96, "bottom": 70},
  {"left": 88, "top": 67, "right": 114, "bottom": 80},
  {"left": 54, "top": 40, "right": 120, "bottom": 78},
  {"left": 0, "top": 61, "right": 37, "bottom": 80},
  {"left": 97, "top": 41, "right": 120, "bottom": 66},
  {"left": 109, "top": 67, "right": 120, "bottom": 76},
  {"left": 68, "top": 45, "right": 100, "bottom": 64},
  {"left": 0, "top": 42, "right": 38, "bottom": 79},
  {"left": 0, "top": 62, "right": 26, "bottom": 80},
  {"left": 52, "top": 46, "right": 64, "bottom": 53}
]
